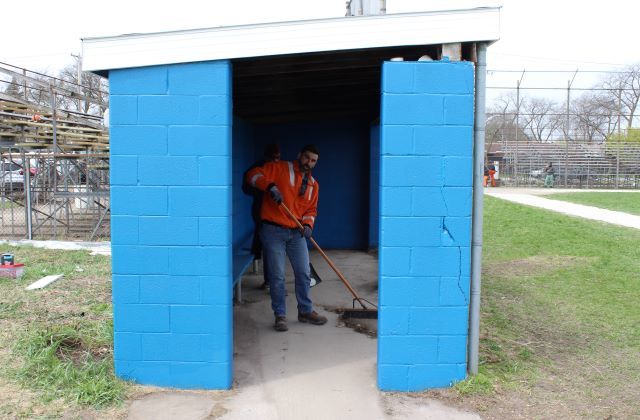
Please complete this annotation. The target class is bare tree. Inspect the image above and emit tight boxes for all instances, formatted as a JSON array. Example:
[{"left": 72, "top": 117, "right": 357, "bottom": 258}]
[
  {"left": 600, "top": 63, "right": 640, "bottom": 130},
  {"left": 568, "top": 93, "right": 617, "bottom": 142},
  {"left": 2, "top": 76, "right": 23, "bottom": 99},
  {"left": 58, "top": 58, "right": 109, "bottom": 116},
  {"left": 520, "top": 96, "right": 562, "bottom": 142}
]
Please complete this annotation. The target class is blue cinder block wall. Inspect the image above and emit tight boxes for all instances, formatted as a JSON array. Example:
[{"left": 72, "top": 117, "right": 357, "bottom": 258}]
[
  {"left": 378, "top": 61, "right": 474, "bottom": 391},
  {"left": 110, "top": 61, "right": 233, "bottom": 389}
]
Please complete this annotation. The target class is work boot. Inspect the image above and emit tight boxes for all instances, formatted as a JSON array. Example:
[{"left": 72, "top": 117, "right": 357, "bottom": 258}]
[
  {"left": 274, "top": 316, "right": 288, "bottom": 332},
  {"left": 298, "top": 311, "right": 327, "bottom": 325}
]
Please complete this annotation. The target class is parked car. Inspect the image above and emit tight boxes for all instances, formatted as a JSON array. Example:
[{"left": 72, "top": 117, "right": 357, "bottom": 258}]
[{"left": 0, "top": 161, "right": 33, "bottom": 192}]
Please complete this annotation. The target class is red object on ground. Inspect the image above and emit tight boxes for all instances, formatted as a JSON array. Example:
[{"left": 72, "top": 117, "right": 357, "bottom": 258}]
[{"left": 0, "top": 263, "right": 24, "bottom": 279}]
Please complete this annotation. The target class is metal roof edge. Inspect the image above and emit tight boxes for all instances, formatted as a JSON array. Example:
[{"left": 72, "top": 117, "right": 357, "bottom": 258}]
[{"left": 82, "top": 7, "right": 501, "bottom": 73}]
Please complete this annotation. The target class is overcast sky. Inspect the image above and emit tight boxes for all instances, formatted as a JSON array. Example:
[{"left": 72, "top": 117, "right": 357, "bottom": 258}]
[{"left": 2, "top": 0, "right": 639, "bottom": 95}]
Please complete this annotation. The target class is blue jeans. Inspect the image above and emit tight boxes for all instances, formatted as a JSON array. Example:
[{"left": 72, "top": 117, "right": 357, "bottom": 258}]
[{"left": 260, "top": 223, "right": 313, "bottom": 317}]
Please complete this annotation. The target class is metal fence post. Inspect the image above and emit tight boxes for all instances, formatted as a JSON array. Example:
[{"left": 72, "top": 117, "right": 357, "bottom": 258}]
[{"left": 24, "top": 157, "right": 33, "bottom": 239}]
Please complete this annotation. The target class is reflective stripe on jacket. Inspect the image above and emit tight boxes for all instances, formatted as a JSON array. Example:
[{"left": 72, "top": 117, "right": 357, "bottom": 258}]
[{"left": 246, "top": 160, "right": 318, "bottom": 229}]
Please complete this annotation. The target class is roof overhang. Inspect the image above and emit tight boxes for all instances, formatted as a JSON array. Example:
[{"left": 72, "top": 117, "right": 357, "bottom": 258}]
[{"left": 81, "top": 7, "right": 500, "bottom": 72}]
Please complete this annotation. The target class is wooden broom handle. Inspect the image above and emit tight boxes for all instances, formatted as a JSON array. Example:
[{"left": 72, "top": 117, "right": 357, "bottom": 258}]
[{"left": 279, "top": 202, "right": 368, "bottom": 310}]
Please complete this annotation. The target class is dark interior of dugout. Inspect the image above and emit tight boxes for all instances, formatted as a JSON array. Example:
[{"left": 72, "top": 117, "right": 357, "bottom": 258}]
[{"left": 230, "top": 46, "right": 444, "bottom": 265}]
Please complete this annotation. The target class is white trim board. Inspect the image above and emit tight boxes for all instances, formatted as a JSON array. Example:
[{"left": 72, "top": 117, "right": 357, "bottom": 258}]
[{"left": 82, "top": 7, "right": 500, "bottom": 72}]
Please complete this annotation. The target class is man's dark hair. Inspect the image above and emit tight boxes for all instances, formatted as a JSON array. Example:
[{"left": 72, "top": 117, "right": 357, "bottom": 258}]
[{"left": 300, "top": 144, "right": 319, "bottom": 156}]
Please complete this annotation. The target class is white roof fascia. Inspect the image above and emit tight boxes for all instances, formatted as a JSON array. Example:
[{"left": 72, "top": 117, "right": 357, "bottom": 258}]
[{"left": 82, "top": 7, "right": 500, "bottom": 72}]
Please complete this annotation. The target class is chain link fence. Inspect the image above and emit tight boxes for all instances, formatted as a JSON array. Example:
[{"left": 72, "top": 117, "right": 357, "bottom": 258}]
[{"left": 486, "top": 67, "right": 640, "bottom": 188}]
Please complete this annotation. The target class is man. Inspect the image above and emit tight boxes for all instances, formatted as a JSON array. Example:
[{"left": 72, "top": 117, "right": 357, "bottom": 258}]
[
  {"left": 543, "top": 162, "right": 555, "bottom": 188},
  {"left": 242, "top": 144, "right": 281, "bottom": 290},
  {"left": 245, "top": 144, "right": 327, "bottom": 332}
]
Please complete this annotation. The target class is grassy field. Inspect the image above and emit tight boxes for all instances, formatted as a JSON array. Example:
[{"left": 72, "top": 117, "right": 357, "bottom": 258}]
[
  {"left": 430, "top": 196, "right": 640, "bottom": 418},
  {"left": 546, "top": 191, "right": 640, "bottom": 215},
  {"left": 0, "top": 245, "right": 129, "bottom": 418}
]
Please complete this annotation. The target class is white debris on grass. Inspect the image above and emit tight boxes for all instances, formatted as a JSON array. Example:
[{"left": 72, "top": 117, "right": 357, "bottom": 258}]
[{"left": 25, "top": 274, "right": 64, "bottom": 290}]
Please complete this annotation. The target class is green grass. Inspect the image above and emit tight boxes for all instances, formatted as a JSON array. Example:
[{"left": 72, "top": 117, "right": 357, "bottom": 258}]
[
  {"left": 0, "top": 244, "right": 128, "bottom": 416},
  {"left": 545, "top": 191, "right": 640, "bottom": 215},
  {"left": 454, "top": 197, "right": 640, "bottom": 415},
  {"left": 13, "top": 322, "right": 125, "bottom": 408}
]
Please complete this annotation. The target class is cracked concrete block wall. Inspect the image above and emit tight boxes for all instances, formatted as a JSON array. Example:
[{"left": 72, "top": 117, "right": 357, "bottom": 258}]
[
  {"left": 378, "top": 60, "right": 474, "bottom": 391},
  {"left": 110, "top": 61, "right": 233, "bottom": 389}
]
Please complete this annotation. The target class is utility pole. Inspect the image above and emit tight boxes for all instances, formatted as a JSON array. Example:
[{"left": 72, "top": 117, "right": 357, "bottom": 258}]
[
  {"left": 71, "top": 53, "right": 83, "bottom": 112},
  {"left": 564, "top": 70, "right": 578, "bottom": 188},
  {"left": 514, "top": 70, "right": 525, "bottom": 186}
]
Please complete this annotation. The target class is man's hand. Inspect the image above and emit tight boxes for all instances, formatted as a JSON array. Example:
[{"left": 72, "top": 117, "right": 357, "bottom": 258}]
[
  {"left": 268, "top": 185, "right": 283, "bottom": 204},
  {"left": 302, "top": 224, "right": 312, "bottom": 238}
]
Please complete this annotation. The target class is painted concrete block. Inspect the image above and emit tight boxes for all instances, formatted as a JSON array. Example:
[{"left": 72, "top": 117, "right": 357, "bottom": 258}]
[
  {"left": 381, "top": 217, "right": 441, "bottom": 247},
  {"left": 115, "top": 361, "right": 171, "bottom": 387},
  {"left": 379, "top": 277, "right": 412, "bottom": 306},
  {"left": 170, "top": 305, "right": 231, "bottom": 334},
  {"left": 140, "top": 275, "right": 200, "bottom": 304},
  {"left": 110, "top": 66, "right": 167, "bottom": 95},
  {"left": 382, "top": 62, "right": 415, "bottom": 93},
  {"left": 408, "top": 364, "right": 466, "bottom": 390},
  {"left": 414, "top": 62, "right": 474, "bottom": 95},
  {"left": 114, "top": 304, "right": 170, "bottom": 332},
  {"left": 199, "top": 156, "right": 230, "bottom": 186},
  {"left": 412, "top": 187, "right": 447, "bottom": 217},
  {"left": 114, "top": 333, "right": 142, "bottom": 360},
  {"left": 413, "top": 126, "right": 473, "bottom": 156},
  {"left": 439, "top": 277, "right": 469, "bottom": 306},
  {"left": 382, "top": 94, "right": 444, "bottom": 125},
  {"left": 410, "top": 277, "right": 441, "bottom": 307},
  {"left": 138, "top": 95, "right": 200, "bottom": 125},
  {"left": 111, "top": 186, "right": 168, "bottom": 216},
  {"left": 411, "top": 247, "right": 460, "bottom": 277},
  {"left": 170, "top": 362, "right": 232, "bottom": 389},
  {"left": 110, "top": 156, "right": 138, "bottom": 185},
  {"left": 444, "top": 157, "right": 473, "bottom": 187},
  {"left": 381, "top": 156, "right": 443, "bottom": 187},
  {"left": 380, "top": 247, "right": 411, "bottom": 277},
  {"left": 170, "top": 334, "right": 230, "bottom": 362},
  {"left": 380, "top": 187, "right": 412, "bottom": 217},
  {"left": 112, "top": 275, "right": 140, "bottom": 303},
  {"left": 378, "top": 306, "right": 410, "bottom": 336},
  {"left": 380, "top": 276, "right": 438, "bottom": 307},
  {"left": 378, "top": 364, "right": 409, "bottom": 391},
  {"left": 169, "top": 187, "right": 230, "bottom": 217},
  {"left": 112, "top": 245, "right": 169, "bottom": 275},
  {"left": 109, "top": 96, "right": 138, "bottom": 125},
  {"left": 141, "top": 333, "right": 172, "bottom": 361},
  {"left": 442, "top": 217, "right": 471, "bottom": 247},
  {"left": 460, "top": 246, "right": 471, "bottom": 278},
  {"left": 198, "top": 218, "right": 229, "bottom": 246},
  {"left": 200, "top": 276, "right": 232, "bottom": 305},
  {"left": 169, "top": 246, "right": 230, "bottom": 276},
  {"left": 442, "top": 188, "right": 472, "bottom": 217},
  {"left": 139, "top": 216, "right": 198, "bottom": 246},
  {"left": 438, "top": 336, "right": 468, "bottom": 363},
  {"left": 110, "top": 125, "right": 167, "bottom": 156},
  {"left": 379, "top": 336, "right": 438, "bottom": 365},
  {"left": 444, "top": 95, "right": 474, "bottom": 126},
  {"left": 168, "top": 61, "right": 230, "bottom": 95},
  {"left": 138, "top": 156, "right": 198, "bottom": 186},
  {"left": 408, "top": 307, "right": 469, "bottom": 335},
  {"left": 199, "top": 96, "right": 231, "bottom": 126},
  {"left": 168, "top": 126, "right": 230, "bottom": 156},
  {"left": 110, "top": 216, "right": 139, "bottom": 245},
  {"left": 381, "top": 125, "right": 413, "bottom": 155}
]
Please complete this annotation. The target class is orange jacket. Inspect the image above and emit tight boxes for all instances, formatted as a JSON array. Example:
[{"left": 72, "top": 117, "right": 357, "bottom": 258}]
[{"left": 245, "top": 160, "right": 319, "bottom": 229}]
